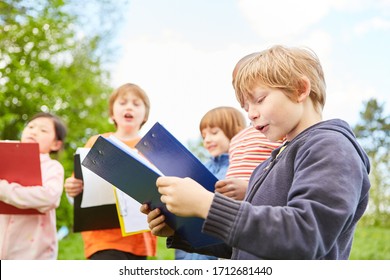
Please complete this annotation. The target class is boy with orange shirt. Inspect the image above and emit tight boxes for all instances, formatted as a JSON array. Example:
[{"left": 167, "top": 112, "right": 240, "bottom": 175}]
[{"left": 64, "top": 83, "right": 156, "bottom": 259}]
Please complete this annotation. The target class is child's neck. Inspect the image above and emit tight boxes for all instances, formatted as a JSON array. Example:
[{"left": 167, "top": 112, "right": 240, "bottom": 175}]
[
  {"left": 113, "top": 129, "right": 139, "bottom": 142},
  {"left": 286, "top": 108, "right": 322, "bottom": 141}
]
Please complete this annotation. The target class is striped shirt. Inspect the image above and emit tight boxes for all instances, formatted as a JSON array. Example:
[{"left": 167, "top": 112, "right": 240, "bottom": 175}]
[{"left": 226, "top": 126, "right": 282, "bottom": 181}]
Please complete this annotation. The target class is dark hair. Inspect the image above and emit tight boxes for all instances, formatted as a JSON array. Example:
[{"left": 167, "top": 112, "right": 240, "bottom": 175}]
[{"left": 29, "top": 112, "right": 67, "bottom": 154}]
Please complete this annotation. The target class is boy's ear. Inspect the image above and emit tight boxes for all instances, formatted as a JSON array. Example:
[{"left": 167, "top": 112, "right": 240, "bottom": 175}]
[
  {"left": 297, "top": 76, "right": 311, "bottom": 103},
  {"left": 51, "top": 140, "right": 63, "bottom": 152}
]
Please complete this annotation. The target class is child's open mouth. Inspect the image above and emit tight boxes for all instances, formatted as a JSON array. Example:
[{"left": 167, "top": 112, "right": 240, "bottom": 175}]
[
  {"left": 124, "top": 113, "right": 133, "bottom": 120},
  {"left": 256, "top": 124, "right": 268, "bottom": 133}
]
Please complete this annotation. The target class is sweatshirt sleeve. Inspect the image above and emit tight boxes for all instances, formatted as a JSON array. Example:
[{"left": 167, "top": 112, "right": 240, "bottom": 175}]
[
  {"left": 0, "top": 159, "right": 64, "bottom": 213},
  {"left": 203, "top": 192, "right": 242, "bottom": 241}
]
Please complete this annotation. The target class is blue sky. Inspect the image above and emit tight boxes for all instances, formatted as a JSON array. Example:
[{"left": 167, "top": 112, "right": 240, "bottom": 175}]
[{"left": 110, "top": 0, "right": 390, "bottom": 143}]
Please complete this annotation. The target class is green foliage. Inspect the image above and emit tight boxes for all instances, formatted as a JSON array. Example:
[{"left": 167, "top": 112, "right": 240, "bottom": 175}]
[
  {"left": 0, "top": 0, "right": 126, "bottom": 228},
  {"left": 1, "top": 0, "right": 76, "bottom": 139},
  {"left": 353, "top": 98, "right": 390, "bottom": 227},
  {"left": 187, "top": 136, "right": 209, "bottom": 163},
  {"left": 354, "top": 98, "right": 390, "bottom": 159}
]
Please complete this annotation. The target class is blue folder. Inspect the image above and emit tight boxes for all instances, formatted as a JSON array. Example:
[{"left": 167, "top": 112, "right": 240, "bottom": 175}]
[{"left": 82, "top": 122, "right": 222, "bottom": 248}]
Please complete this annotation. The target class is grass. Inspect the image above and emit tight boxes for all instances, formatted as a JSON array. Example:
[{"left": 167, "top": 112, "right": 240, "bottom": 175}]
[
  {"left": 57, "top": 232, "right": 84, "bottom": 260},
  {"left": 58, "top": 224, "right": 390, "bottom": 260},
  {"left": 349, "top": 225, "right": 390, "bottom": 260}
]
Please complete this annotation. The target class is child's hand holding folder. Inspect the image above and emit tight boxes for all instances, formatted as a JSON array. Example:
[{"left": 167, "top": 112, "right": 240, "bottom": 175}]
[
  {"left": 156, "top": 176, "right": 214, "bottom": 219},
  {"left": 140, "top": 204, "right": 174, "bottom": 237}
]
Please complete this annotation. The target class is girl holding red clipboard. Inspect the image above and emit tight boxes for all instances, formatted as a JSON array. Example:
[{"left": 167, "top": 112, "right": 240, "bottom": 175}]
[{"left": 0, "top": 112, "right": 67, "bottom": 260}]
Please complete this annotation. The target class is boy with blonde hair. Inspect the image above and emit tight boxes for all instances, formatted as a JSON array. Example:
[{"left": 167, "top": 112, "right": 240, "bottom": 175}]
[{"left": 142, "top": 45, "right": 370, "bottom": 259}]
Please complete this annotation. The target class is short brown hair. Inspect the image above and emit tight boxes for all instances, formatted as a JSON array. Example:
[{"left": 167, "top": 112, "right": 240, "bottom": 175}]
[
  {"left": 199, "top": 106, "right": 246, "bottom": 140},
  {"left": 108, "top": 83, "right": 151, "bottom": 128},
  {"left": 234, "top": 45, "right": 326, "bottom": 113}
]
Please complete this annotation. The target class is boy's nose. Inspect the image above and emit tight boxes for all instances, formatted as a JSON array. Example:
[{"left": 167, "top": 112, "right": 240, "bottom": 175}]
[
  {"left": 203, "top": 134, "right": 212, "bottom": 142},
  {"left": 247, "top": 105, "right": 259, "bottom": 121}
]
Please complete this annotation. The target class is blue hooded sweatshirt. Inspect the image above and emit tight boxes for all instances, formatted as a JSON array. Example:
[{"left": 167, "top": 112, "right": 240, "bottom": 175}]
[{"left": 168, "top": 119, "right": 371, "bottom": 259}]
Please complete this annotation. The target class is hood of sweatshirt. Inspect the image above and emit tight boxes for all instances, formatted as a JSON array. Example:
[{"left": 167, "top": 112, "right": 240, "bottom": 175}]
[{"left": 309, "top": 119, "right": 371, "bottom": 174}]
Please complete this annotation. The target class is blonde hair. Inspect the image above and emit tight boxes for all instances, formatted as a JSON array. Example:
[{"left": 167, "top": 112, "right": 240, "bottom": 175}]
[
  {"left": 199, "top": 106, "right": 246, "bottom": 140},
  {"left": 234, "top": 45, "right": 326, "bottom": 113},
  {"left": 108, "top": 83, "right": 150, "bottom": 128}
]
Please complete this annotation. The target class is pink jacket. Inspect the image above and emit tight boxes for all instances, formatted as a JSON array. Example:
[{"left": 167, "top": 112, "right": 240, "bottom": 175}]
[{"left": 0, "top": 154, "right": 64, "bottom": 259}]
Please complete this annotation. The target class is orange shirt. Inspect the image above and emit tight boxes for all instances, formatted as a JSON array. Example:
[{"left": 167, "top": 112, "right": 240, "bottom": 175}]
[{"left": 81, "top": 133, "right": 157, "bottom": 258}]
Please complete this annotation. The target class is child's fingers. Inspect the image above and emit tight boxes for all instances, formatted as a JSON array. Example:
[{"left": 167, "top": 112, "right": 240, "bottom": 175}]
[
  {"left": 146, "top": 208, "right": 162, "bottom": 223},
  {"left": 148, "top": 209, "right": 166, "bottom": 230},
  {"left": 151, "top": 222, "right": 168, "bottom": 236},
  {"left": 140, "top": 204, "right": 150, "bottom": 215},
  {"left": 215, "top": 180, "right": 227, "bottom": 190}
]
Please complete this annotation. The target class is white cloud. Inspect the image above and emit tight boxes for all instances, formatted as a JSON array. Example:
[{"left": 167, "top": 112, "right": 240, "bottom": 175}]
[
  {"left": 354, "top": 17, "right": 390, "bottom": 35},
  {"left": 236, "top": 0, "right": 339, "bottom": 40},
  {"left": 236, "top": 0, "right": 379, "bottom": 41}
]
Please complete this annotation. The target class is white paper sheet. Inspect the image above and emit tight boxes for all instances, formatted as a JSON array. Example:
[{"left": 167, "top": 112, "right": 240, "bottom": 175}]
[
  {"left": 115, "top": 188, "right": 149, "bottom": 234},
  {"left": 76, "top": 147, "right": 116, "bottom": 208}
]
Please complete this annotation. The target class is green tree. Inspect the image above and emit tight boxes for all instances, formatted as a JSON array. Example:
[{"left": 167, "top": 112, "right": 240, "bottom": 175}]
[
  {"left": 0, "top": 0, "right": 128, "bottom": 228},
  {"left": 1, "top": 0, "right": 76, "bottom": 140},
  {"left": 353, "top": 98, "right": 390, "bottom": 226},
  {"left": 187, "top": 136, "right": 209, "bottom": 163}
]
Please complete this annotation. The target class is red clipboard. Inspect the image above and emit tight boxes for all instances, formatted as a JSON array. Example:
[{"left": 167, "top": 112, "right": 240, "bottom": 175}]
[{"left": 0, "top": 141, "right": 42, "bottom": 214}]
